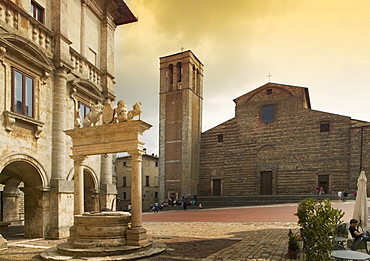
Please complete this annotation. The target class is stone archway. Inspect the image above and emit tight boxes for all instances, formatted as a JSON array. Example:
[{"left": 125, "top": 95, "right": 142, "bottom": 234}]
[
  {"left": 67, "top": 166, "right": 99, "bottom": 212},
  {"left": 83, "top": 169, "right": 99, "bottom": 212},
  {"left": 0, "top": 154, "right": 48, "bottom": 238}
]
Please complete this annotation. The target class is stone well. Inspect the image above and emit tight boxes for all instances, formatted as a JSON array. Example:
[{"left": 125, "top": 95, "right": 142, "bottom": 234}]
[{"left": 41, "top": 212, "right": 165, "bottom": 260}]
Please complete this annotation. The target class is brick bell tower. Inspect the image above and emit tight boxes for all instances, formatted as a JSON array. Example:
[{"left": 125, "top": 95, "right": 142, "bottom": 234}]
[{"left": 159, "top": 50, "right": 204, "bottom": 202}]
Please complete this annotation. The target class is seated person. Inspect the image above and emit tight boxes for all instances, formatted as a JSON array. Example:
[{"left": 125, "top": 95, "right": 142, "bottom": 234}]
[
  {"left": 350, "top": 219, "right": 369, "bottom": 239},
  {"left": 349, "top": 219, "right": 370, "bottom": 250}
]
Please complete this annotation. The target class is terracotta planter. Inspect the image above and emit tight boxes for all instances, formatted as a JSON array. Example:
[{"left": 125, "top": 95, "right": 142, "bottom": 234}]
[{"left": 288, "top": 249, "right": 298, "bottom": 259}]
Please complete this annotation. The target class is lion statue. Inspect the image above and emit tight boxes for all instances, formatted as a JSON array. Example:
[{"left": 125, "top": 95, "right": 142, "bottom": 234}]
[
  {"left": 127, "top": 101, "right": 142, "bottom": 120},
  {"left": 83, "top": 103, "right": 105, "bottom": 127}
]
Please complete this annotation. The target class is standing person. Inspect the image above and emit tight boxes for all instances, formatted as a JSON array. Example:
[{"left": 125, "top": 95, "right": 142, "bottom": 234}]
[
  {"left": 127, "top": 203, "right": 132, "bottom": 213},
  {"left": 343, "top": 191, "right": 348, "bottom": 202},
  {"left": 183, "top": 200, "right": 187, "bottom": 210},
  {"left": 337, "top": 190, "right": 343, "bottom": 202},
  {"left": 198, "top": 201, "right": 202, "bottom": 209},
  {"left": 154, "top": 202, "right": 159, "bottom": 213}
]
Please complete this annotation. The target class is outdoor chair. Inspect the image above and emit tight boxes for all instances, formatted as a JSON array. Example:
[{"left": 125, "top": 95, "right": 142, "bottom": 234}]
[{"left": 349, "top": 237, "right": 369, "bottom": 253}]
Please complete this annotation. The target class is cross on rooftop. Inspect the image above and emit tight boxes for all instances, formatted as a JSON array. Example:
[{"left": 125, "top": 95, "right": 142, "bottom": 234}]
[{"left": 267, "top": 72, "right": 273, "bottom": 82}]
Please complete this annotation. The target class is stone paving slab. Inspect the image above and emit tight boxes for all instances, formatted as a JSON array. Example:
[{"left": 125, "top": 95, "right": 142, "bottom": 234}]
[
  {"left": 1, "top": 222, "right": 304, "bottom": 260},
  {"left": 143, "top": 222, "right": 305, "bottom": 260}
]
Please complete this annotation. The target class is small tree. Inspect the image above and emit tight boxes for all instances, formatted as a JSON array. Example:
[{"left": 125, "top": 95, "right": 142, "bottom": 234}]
[{"left": 295, "top": 198, "right": 344, "bottom": 261}]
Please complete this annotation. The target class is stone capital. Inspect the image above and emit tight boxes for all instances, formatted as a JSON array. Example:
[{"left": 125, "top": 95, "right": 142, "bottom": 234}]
[
  {"left": 70, "top": 155, "right": 87, "bottom": 165},
  {"left": 128, "top": 150, "right": 145, "bottom": 159}
]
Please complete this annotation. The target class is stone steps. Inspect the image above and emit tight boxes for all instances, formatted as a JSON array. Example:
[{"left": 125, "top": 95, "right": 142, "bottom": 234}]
[{"left": 158, "top": 194, "right": 347, "bottom": 212}]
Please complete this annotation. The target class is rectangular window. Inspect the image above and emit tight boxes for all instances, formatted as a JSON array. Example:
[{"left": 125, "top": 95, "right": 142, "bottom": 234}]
[
  {"left": 320, "top": 122, "right": 330, "bottom": 132},
  {"left": 266, "top": 89, "right": 273, "bottom": 95},
  {"left": 155, "top": 161, "right": 159, "bottom": 167},
  {"left": 78, "top": 102, "right": 90, "bottom": 123},
  {"left": 155, "top": 192, "right": 158, "bottom": 198},
  {"left": 217, "top": 134, "right": 224, "bottom": 142},
  {"left": 12, "top": 68, "right": 34, "bottom": 118},
  {"left": 122, "top": 192, "right": 126, "bottom": 200},
  {"left": 145, "top": 176, "right": 150, "bottom": 187},
  {"left": 122, "top": 177, "right": 127, "bottom": 187},
  {"left": 262, "top": 105, "right": 274, "bottom": 123},
  {"left": 31, "top": 1, "right": 44, "bottom": 23},
  {"left": 123, "top": 161, "right": 126, "bottom": 167}
]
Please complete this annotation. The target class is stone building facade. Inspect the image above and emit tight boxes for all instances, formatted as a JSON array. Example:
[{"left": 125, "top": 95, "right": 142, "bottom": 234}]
[
  {"left": 199, "top": 82, "right": 370, "bottom": 196},
  {"left": 0, "top": 0, "right": 136, "bottom": 239},
  {"left": 159, "top": 50, "right": 203, "bottom": 202},
  {"left": 116, "top": 154, "right": 159, "bottom": 212}
]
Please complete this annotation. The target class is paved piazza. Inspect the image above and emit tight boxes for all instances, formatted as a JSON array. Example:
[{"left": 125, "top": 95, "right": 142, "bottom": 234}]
[{"left": 0, "top": 201, "right": 356, "bottom": 260}]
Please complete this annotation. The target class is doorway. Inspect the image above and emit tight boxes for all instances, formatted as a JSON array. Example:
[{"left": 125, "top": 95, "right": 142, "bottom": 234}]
[
  {"left": 318, "top": 175, "right": 329, "bottom": 194},
  {"left": 260, "top": 171, "right": 273, "bottom": 195},
  {"left": 212, "top": 179, "right": 221, "bottom": 196}
]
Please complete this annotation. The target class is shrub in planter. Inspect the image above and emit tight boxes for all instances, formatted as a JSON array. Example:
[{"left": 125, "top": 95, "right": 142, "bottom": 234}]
[
  {"left": 288, "top": 229, "right": 300, "bottom": 259},
  {"left": 295, "top": 198, "right": 344, "bottom": 261}
]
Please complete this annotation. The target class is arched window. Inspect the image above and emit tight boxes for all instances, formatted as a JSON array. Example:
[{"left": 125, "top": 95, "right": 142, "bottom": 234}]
[
  {"left": 168, "top": 64, "right": 173, "bottom": 91},
  {"left": 176, "top": 62, "right": 182, "bottom": 83},
  {"left": 193, "top": 66, "right": 197, "bottom": 93}
]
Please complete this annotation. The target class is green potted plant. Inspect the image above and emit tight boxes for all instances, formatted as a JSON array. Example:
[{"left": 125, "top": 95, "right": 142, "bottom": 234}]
[
  {"left": 288, "top": 229, "right": 300, "bottom": 259},
  {"left": 295, "top": 198, "right": 344, "bottom": 261}
]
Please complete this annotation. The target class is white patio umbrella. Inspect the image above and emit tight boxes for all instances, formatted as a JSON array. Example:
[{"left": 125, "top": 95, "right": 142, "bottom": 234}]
[{"left": 353, "top": 171, "right": 369, "bottom": 229}]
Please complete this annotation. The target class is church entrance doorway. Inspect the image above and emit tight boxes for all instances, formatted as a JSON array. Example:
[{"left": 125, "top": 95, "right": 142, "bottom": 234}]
[
  {"left": 260, "top": 171, "right": 273, "bottom": 195},
  {"left": 212, "top": 179, "right": 221, "bottom": 196},
  {"left": 318, "top": 175, "right": 329, "bottom": 194}
]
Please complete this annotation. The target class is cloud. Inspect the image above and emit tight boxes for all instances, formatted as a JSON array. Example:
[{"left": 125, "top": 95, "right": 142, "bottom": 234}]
[{"left": 116, "top": 0, "right": 370, "bottom": 154}]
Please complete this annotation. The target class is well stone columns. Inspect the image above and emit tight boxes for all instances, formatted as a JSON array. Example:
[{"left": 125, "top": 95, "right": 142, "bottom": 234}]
[
  {"left": 126, "top": 150, "right": 149, "bottom": 246},
  {"left": 71, "top": 155, "right": 86, "bottom": 215},
  {"left": 100, "top": 154, "right": 117, "bottom": 210}
]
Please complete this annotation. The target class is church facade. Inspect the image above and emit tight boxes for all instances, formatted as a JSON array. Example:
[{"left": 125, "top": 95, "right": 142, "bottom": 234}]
[
  {"left": 199, "top": 82, "right": 370, "bottom": 196},
  {"left": 0, "top": 0, "right": 136, "bottom": 239}
]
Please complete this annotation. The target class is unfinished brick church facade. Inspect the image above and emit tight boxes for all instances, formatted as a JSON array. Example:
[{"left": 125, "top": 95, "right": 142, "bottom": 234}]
[
  {"left": 199, "top": 82, "right": 370, "bottom": 196},
  {"left": 159, "top": 51, "right": 370, "bottom": 200}
]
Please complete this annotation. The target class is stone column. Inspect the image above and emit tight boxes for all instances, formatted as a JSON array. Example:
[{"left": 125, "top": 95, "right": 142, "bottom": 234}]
[
  {"left": 80, "top": 1, "right": 87, "bottom": 58},
  {"left": 71, "top": 155, "right": 86, "bottom": 215},
  {"left": 126, "top": 151, "right": 149, "bottom": 246},
  {"left": 100, "top": 154, "right": 117, "bottom": 210},
  {"left": 52, "top": 67, "right": 67, "bottom": 179},
  {"left": 2, "top": 192, "right": 19, "bottom": 222}
]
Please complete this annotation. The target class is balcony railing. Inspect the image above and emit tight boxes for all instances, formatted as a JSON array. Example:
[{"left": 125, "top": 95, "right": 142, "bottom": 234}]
[
  {"left": 70, "top": 48, "right": 102, "bottom": 87},
  {"left": 0, "top": 1, "right": 53, "bottom": 56}
]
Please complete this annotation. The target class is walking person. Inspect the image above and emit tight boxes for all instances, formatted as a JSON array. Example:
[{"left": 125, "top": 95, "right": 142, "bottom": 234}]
[
  {"left": 337, "top": 190, "right": 342, "bottom": 202},
  {"left": 342, "top": 191, "right": 348, "bottom": 202}
]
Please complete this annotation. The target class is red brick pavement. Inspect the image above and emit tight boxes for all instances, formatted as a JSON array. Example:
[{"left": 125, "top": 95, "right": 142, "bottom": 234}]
[{"left": 143, "top": 201, "right": 355, "bottom": 223}]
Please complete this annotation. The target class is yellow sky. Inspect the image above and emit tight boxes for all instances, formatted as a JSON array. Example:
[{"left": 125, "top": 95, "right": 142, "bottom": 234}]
[{"left": 115, "top": 0, "right": 370, "bottom": 154}]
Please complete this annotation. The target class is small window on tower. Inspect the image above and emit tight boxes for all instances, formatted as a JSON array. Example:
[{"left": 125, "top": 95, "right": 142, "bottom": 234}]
[
  {"left": 320, "top": 122, "right": 330, "bottom": 132},
  {"left": 267, "top": 89, "right": 273, "bottom": 95},
  {"left": 217, "top": 134, "right": 223, "bottom": 142}
]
